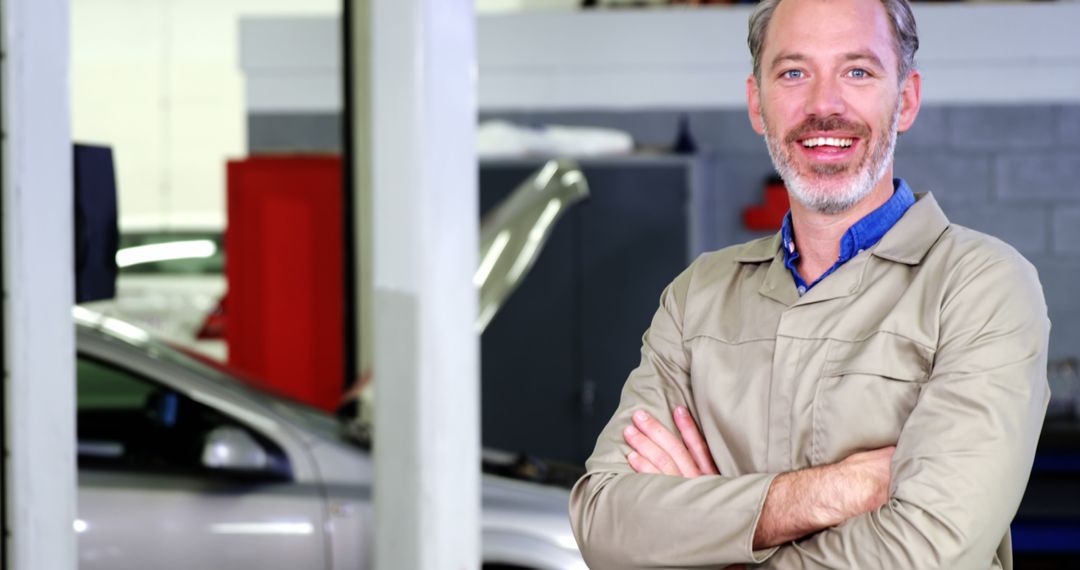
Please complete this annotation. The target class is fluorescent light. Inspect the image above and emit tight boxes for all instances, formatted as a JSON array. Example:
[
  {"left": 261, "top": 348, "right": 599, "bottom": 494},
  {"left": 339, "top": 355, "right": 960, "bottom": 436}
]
[
  {"left": 210, "top": 522, "right": 314, "bottom": 535},
  {"left": 73, "top": 519, "right": 88, "bottom": 533},
  {"left": 116, "top": 239, "right": 216, "bottom": 268}
]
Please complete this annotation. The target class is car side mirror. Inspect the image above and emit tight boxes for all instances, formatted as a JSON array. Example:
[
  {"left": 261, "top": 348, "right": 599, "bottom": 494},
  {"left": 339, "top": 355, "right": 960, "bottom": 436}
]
[{"left": 201, "top": 426, "right": 273, "bottom": 474}]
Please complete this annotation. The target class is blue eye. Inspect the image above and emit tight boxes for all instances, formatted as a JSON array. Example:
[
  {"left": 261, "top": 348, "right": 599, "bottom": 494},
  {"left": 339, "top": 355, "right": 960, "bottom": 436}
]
[
  {"left": 848, "top": 68, "right": 869, "bottom": 79},
  {"left": 782, "top": 70, "right": 804, "bottom": 79}
]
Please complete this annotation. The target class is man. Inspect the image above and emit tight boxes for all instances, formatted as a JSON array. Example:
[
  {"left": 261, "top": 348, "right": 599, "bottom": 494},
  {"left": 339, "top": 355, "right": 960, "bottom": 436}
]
[{"left": 568, "top": 0, "right": 1050, "bottom": 568}]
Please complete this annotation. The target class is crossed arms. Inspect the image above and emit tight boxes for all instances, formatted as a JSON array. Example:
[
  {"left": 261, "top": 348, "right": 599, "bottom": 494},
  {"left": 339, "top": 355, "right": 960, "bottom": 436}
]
[
  {"left": 568, "top": 253, "right": 1050, "bottom": 569},
  {"left": 625, "top": 407, "right": 894, "bottom": 554}
]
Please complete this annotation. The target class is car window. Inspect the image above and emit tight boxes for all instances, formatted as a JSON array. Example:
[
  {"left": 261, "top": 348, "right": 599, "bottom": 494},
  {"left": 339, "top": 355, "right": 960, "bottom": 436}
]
[
  {"left": 76, "top": 356, "right": 286, "bottom": 478},
  {"left": 78, "top": 357, "right": 156, "bottom": 410}
]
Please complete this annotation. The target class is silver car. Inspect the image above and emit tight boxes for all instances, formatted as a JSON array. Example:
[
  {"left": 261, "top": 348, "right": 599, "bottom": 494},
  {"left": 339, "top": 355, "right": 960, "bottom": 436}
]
[{"left": 74, "top": 309, "right": 586, "bottom": 569}]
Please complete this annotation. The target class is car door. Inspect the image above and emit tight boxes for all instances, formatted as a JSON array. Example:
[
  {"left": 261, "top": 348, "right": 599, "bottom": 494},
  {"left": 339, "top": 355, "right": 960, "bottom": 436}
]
[{"left": 76, "top": 354, "right": 328, "bottom": 570}]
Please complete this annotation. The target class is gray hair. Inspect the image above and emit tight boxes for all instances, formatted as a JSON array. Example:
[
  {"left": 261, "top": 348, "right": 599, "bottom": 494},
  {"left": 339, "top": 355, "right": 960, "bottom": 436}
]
[{"left": 748, "top": 0, "right": 919, "bottom": 85}]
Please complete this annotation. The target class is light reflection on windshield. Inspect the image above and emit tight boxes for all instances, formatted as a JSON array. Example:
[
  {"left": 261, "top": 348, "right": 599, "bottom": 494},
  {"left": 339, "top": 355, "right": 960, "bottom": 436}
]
[{"left": 80, "top": 319, "right": 356, "bottom": 445}]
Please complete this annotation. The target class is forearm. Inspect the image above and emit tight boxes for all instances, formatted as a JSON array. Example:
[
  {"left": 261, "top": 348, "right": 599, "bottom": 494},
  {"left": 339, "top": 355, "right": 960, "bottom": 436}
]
[
  {"left": 570, "top": 468, "right": 780, "bottom": 569},
  {"left": 756, "top": 494, "right": 1002, "bottom": 570},
  {"left": 755, "top": 411, "right": 1043, "bottom": 569},
  {"left": 753, "top": 444, "right": 894, "bottom": 549},
  {"left": 753, "top": 465, "right": 846, "bottom": 548}
]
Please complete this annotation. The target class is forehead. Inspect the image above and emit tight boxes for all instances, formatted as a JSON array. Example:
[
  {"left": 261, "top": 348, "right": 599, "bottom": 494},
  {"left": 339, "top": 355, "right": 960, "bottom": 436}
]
[{"left": 765, "top": 0, "right": 897, "bottom": 68}]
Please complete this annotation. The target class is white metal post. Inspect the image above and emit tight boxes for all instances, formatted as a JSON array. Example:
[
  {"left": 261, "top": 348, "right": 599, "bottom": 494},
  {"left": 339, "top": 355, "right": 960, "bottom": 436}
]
[
  {"left": 368, "top": 0, "right": 479, "bottom": 569},
  {"left": 1, "top": 0, "right": 77, "bottom": 568}
]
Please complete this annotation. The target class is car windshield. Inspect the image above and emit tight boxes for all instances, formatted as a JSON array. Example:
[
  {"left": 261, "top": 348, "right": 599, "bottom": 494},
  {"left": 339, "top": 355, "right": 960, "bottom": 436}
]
[
  {"left": 149, "top": 342, "right": 352, "bottom": 444},
  {"left": 74, "top": 308, "right": 353, "bottom": 446}
]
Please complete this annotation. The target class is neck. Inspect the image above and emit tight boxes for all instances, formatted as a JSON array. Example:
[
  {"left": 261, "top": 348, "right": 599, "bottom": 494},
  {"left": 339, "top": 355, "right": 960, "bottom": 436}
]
[{"left": 788, "top": 173, "right": 895, "bottom": 284}]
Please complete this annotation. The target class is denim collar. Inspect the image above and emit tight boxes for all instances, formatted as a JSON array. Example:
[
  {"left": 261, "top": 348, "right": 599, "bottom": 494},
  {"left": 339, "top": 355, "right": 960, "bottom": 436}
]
[{"left": 781, "top": 178, "right": 916, "bottom": 294}]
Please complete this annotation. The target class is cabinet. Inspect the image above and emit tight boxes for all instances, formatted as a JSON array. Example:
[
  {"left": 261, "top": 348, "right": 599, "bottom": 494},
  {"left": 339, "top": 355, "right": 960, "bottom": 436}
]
[
  {"left": 226, "top": 156, "right": 345, "bottom": 412},
  {"left": 479, "top": 155, "right": 711, "bottom": 464}
]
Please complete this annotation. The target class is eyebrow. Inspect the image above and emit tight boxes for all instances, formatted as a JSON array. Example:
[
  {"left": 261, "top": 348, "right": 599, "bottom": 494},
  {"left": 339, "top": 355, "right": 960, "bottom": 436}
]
[
  {"left": 769, "top": 52, "right": 808, "bottom": 71},
  {"left": 769, "top": 50, "right": 887, "bottom": 72},
  {"left": 841, "top": 50, "right": 886, "bottom": 70}
]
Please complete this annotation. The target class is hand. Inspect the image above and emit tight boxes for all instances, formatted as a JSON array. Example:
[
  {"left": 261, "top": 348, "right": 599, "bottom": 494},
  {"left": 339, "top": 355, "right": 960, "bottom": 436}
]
[{"left": 623, "top": 407, "right": 719, "bottom": 478}]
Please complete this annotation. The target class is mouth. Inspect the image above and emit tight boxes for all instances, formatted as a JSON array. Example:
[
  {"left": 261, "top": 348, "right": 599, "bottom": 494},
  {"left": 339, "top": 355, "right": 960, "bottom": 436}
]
[
  {"left": 800, "top": 136, "right": 854, "bottom": 149},
  {"left": 795, "top": 135, "right": 860, "bottom": 164}
]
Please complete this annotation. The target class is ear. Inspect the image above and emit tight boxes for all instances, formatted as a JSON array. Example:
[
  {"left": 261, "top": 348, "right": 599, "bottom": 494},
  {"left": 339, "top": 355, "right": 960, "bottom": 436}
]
[
  {"left": 747, "top": 74, "right": 766, "bottom": 135},
  {"left": 896, "top": 70, "right": 922, "bottom": 133}
]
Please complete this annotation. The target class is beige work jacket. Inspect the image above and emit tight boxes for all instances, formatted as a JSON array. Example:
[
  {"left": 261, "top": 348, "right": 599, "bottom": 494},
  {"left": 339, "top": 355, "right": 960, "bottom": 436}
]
[{"left": 570, "top": 193, "right": 1050, "bottom": 569}]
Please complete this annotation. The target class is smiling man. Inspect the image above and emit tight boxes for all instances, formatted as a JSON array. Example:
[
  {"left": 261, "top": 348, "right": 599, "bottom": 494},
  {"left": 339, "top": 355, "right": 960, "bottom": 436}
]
[{"left": 568, "top": 0, "right": 1050, "bottom": 568}]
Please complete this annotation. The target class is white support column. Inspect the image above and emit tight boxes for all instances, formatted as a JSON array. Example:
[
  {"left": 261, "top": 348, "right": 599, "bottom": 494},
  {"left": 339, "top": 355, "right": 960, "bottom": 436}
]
[
  {"left": 368, "top": 0, "right": 479, "bottom": 569},
  {"left": 1, "top": 0, "right": 76, "bottom": 568}
]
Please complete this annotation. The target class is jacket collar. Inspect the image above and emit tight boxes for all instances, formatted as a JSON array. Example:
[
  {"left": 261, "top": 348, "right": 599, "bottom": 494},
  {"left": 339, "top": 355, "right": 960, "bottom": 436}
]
[
  {"left": 735, "top": 192, "right": 950, "bottom": 306},
  {"left": 735, "top": 192, "right": 949, "bottom": 266},
  {"left": 869, "top": 192, "right": 950, "bottom": 265},
  {"left": 734, "top": 233, "right": 783, "bottom": 263}
]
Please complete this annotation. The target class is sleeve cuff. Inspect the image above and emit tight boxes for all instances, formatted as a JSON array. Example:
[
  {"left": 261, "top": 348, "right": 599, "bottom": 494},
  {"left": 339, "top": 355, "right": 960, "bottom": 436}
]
[{"left": 746, "top": 472, "right": 781, "bottom": 563}]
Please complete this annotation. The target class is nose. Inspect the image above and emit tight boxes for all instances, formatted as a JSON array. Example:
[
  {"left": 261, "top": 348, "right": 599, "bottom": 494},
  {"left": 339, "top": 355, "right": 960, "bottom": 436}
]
[{"left": 803, "top": 75, "right": 846, "bottom": 118}]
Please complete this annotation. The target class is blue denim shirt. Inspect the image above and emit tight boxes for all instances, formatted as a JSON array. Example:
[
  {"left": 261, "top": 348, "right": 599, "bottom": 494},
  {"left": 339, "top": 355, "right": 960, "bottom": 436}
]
[{"left": 781, "top": 178, "right": 915, "bottom": 295}]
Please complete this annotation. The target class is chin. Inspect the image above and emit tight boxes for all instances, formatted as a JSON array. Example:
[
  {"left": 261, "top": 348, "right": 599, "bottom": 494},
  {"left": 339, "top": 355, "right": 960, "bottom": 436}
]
[{"left": 785, "top": 173, "right": 876, "bottom": 215}]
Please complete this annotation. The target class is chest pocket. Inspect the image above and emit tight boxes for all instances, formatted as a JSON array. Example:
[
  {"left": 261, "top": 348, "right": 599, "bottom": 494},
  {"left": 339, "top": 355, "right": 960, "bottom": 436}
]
[{"left": 811, "top": 333, "right": 933, "bottom": 465}]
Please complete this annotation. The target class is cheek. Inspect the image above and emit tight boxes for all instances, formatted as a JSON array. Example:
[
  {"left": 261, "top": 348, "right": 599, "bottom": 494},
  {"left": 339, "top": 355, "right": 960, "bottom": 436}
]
[
  {"left": 852, "top": 91, "right": 901, "bottom": 129},
  {"left": 760, "top": 102, "right": 795, "bottom": 135},
  {"left": 763, "top": 90, "right": 812, "bottom": 130}
]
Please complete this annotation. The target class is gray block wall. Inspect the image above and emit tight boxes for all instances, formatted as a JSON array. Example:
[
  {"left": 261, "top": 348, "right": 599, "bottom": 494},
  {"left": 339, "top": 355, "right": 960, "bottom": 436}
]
[
  {"left": 249, "top": 104, "right": 1080, "bottom": 361},
  {"left": 475, "top": 105, "right": 1080, "bottom": 362}
]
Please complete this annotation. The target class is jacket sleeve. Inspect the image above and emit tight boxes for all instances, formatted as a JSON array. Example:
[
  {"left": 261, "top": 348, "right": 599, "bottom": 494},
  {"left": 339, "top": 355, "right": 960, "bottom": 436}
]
[
  {"left": 569, "top": 264, "right": 780, "bottom": 569},
  {"left": 757, "top": 253, "right": 1051, "bottom": 569}
]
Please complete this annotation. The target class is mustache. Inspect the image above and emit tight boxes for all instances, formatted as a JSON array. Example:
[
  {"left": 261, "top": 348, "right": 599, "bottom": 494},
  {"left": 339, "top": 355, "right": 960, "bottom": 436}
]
[{"left": 784, "top": 116, "right": 871, "bottom": 144}]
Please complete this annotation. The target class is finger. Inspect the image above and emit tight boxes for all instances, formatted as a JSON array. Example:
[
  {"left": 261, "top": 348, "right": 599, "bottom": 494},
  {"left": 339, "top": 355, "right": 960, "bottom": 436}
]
[
  {"left": 624, "top": 425, "right": 685, "bottom": 476},
  {"left": 630, "top": 410, "right": 699, "bottom": 477},
  {"left": 673, "top": 406, "right": 720, "bottom": 475},
  {"left": 626, "top": 451, "right": 661, "bottom": 474},
  {"left": 632, "top": 410, "right": 702, "bottom": 477}
]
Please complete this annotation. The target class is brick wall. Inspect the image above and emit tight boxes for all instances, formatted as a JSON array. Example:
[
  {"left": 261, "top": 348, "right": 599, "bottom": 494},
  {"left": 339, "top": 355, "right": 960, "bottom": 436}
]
[{"left": 478, "top": 105, "right": 1080, "bottom": 360}]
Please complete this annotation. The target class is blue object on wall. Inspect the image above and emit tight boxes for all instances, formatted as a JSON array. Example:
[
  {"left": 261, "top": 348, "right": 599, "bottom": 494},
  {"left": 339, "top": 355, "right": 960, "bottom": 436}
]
[{"left": 73, "top": 143, "right": 118, "bottom": 304}]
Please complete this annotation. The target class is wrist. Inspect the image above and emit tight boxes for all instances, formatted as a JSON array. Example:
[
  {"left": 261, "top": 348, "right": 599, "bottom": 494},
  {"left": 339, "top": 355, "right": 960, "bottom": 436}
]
[
  {"left": 754, "top": 468, "right": 837, "bottom": 548},
  {"left": 777, "top": 463, "right": 864, "bottom": 530},
  {"left": 830, "top": 453, "right": 890, "bottom": 519},
  {"left": 813, "top": 462, "right": 863, "bottom": 526}
]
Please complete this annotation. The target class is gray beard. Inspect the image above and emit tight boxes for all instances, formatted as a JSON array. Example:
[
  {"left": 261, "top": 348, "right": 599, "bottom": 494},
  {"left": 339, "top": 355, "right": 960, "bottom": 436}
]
[{"left": 763, "top": 102, "right": 901, "bottom": 215}]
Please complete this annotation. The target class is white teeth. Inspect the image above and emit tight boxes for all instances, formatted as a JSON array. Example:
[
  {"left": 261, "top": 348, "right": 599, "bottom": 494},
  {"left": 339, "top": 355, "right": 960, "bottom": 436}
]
[{"left": 801, "top": 137, "right": 853, "bottom": 148}]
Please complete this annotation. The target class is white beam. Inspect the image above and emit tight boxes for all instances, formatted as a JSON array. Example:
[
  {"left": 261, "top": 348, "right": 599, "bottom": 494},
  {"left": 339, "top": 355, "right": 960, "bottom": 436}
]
[
  {"left": 368, "top": 0, "right": 479, "bottom": 568},
  {"left": 1, "top": 0, "right": 77, "bottom": 568},
  {"left": 240, "top": 4, "right": 1080, "bottom": 112}
]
